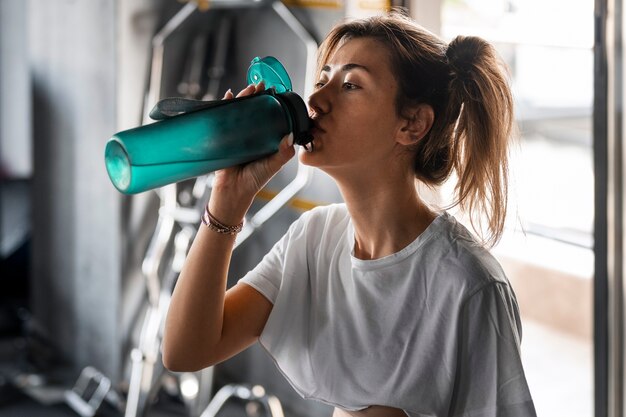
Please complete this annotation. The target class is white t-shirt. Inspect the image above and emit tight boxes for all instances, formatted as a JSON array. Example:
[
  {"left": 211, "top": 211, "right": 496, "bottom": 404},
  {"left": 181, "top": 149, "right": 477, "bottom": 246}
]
[{"left": 239, "top": 203, "right": 536, "bottom": 417}]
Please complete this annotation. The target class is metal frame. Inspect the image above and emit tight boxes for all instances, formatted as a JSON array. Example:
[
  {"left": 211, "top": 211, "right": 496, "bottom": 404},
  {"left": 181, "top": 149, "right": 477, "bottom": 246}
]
[
  {"left": 199, "top": 384, "right": 284, "bottom": 417},
  {"left": 143, "top": 0, "right": 316, "bottom": 249},
  {"left": 594, "top": 0, "right": 609, "bottom": 414},
  {"left": 595, "top": 0, "right": 624, "bottom": 416},
  {"left": 120, "top": 2, "right": 320, "bottom": 416},
  {"left": 65, "top": 367, "right": 114, "bottom": 417},
  {"left": 64, "top": 1, "right": 319, "bottom": 416}
]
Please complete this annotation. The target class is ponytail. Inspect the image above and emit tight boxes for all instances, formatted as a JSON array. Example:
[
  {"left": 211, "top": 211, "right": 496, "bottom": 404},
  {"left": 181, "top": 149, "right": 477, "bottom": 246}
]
[{"left": 444, "top": 36, "right": 514, "bottom": 247}]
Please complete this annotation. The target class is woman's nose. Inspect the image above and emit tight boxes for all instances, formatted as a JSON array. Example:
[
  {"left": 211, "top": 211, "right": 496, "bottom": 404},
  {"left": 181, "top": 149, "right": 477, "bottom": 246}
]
[{"left": 307, "top": 87, "right": 330, "bottom": 117}]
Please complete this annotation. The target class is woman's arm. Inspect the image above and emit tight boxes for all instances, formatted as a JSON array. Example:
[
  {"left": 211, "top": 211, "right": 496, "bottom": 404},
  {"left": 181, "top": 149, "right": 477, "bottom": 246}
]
[
  {"left": 162, "top": 225, "right": 272, "bottom": 371},
  {"left": 162, "top": 82, "right": 295, "bottom": 371}
]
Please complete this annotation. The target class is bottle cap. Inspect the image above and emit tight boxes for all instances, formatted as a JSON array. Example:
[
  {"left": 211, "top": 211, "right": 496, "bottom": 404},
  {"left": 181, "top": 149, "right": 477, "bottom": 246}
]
[{"left": 247, "top": 56, "right": 292, "bottom": 93}]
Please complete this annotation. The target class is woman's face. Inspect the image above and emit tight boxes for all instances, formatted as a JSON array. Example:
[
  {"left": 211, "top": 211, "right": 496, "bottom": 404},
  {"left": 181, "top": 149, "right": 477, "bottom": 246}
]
[{"left": 300, "top": 37, "right": 409, "bottom": 178}]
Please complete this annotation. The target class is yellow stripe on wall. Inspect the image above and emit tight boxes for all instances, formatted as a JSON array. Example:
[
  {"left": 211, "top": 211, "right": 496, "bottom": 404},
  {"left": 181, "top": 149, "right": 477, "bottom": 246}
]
[
  {"left": 281, "top": 0, "right": 343, "bottom": 9},
  {"left": 358, "top": 0, "right": 390, "bottom": 10},
  {"left": 256, "top": 188, "right": 324, "bottom": 212}
]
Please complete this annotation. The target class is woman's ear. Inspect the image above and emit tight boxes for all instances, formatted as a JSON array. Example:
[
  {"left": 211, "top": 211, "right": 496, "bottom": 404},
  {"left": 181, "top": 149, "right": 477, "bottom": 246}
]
[{"left": 396, "top": 104, "right": 435, "bottom": 146}]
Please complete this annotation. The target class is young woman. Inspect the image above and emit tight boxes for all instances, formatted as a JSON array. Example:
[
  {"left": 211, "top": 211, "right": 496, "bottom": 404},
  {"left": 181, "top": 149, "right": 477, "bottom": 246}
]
[{"left": 163, "top": 11, "right": 537, "bottom": 417}]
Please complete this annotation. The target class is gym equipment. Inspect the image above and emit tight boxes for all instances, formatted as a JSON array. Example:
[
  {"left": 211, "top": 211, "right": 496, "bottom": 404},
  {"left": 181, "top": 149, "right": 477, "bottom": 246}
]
[{"left": 67, "top": 1, "right": 317, "bottom": 416}]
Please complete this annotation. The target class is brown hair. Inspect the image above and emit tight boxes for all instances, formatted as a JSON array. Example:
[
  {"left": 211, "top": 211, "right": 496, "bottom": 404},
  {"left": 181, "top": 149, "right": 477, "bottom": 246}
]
[{"left": 316, "top": 10, "right": 515, "bottom": 246}]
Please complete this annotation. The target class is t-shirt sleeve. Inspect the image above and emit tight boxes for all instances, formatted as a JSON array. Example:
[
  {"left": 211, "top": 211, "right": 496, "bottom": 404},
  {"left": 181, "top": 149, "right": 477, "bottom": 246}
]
[
  {"left": 238, "top": 214, "right": 307, "bottom": 304},
  {"left": 448, "top": 282, "right": 537, "bottom": 417}
]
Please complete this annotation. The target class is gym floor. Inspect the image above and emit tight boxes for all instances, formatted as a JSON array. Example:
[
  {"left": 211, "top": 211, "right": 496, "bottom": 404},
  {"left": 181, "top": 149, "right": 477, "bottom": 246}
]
[
  {"left": 0, "top": 351, "right": 258, "bottom": 417},
  {"left": 0, "top": 316, "right": 259, "bottom": 417}
]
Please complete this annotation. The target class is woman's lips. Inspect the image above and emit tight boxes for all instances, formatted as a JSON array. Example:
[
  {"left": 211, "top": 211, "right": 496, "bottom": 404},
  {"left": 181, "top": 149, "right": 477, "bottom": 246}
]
[
  {"left": 309, "top": 122, "right": 325, "bottom": 137},
  {"left": 310, "top": 126, "right": 321, "bottom": 137}
]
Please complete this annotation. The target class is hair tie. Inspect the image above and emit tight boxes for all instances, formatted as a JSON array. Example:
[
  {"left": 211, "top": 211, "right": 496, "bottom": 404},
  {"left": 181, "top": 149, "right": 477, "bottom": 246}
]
[{"left": 445, "top": 38, "right": 475, "bottom": 82}]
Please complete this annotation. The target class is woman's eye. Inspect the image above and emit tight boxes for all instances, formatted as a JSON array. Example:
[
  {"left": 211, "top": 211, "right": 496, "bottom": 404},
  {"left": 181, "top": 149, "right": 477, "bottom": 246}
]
[{"left": 314, "top": 81, "right": 358, "bottom": 90}]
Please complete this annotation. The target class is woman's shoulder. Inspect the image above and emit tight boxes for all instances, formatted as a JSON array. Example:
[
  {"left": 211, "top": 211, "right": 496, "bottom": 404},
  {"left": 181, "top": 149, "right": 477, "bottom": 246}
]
[
  {"left": 428, "top": 211, "right": 511, "bottom": 293},
  {"left": 282, "top": 203, "right": 350, "bottom": 245}
]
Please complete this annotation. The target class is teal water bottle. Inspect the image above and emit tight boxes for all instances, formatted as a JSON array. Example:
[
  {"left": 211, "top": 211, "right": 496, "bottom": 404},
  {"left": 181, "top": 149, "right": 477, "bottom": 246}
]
[{"left": 104, "top": 56, "right": 313, "bottom": 194}]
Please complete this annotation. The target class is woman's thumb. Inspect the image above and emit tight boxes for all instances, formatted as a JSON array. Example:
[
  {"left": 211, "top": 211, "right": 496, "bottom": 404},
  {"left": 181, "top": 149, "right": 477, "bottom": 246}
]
[{"left": 268, "top": 133, "right": 295, "bottom": 168}]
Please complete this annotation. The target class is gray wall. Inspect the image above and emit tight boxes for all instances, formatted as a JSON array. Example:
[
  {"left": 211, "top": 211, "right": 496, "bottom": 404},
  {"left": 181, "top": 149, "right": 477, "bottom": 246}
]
[
  {"left": 29, "top": 0, "right": 122, "bottom": 381},
  {"left": 0, "top": 0, "right": 31, "bottom": 178},
  {"left": 0, "top": 1, "right": 31, "bottom": 262}
]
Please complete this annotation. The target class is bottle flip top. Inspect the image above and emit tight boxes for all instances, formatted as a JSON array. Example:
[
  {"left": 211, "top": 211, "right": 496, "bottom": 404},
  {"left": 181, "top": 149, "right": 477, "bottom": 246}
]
[{"left": 104, "top": 56, "right": 313, "bottom": 194}]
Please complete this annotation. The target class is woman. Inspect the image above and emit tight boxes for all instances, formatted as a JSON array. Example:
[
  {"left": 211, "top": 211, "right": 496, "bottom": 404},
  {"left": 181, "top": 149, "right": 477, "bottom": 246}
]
[{"left": 163, "top": 11, "right": 537, "bottom": 417}]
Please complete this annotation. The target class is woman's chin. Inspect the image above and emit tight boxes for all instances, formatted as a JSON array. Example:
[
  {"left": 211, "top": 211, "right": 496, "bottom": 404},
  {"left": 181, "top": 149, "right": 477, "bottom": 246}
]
[
  {"left": 298, "top": 147, "right": 314, "bottom": 165},
  {"left": 298, "top": 138, "right": 321, "bottom": 163}
]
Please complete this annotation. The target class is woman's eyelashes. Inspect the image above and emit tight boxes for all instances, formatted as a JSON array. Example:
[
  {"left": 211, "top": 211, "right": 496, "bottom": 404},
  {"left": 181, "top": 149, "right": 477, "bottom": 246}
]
[{"left": 313, "top": 80, "right": 361, "bottom": 90}]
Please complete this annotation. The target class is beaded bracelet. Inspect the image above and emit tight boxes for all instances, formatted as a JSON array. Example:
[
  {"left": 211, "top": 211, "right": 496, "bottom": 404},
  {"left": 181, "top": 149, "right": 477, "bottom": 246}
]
[{"left": 201, "top": 206, "right": 244, "bottom": 235}]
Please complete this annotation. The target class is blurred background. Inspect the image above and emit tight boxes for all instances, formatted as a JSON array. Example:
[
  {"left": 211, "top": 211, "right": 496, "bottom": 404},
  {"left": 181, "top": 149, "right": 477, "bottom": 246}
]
[{"left": 0, "top": 0, "right": 620, "bottom": 416}]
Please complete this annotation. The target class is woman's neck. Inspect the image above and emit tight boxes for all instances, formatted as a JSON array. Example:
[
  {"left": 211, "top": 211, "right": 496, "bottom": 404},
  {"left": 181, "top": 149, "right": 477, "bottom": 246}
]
[{"left": 336, "top": 175, "right": 438, "bottom": 260}]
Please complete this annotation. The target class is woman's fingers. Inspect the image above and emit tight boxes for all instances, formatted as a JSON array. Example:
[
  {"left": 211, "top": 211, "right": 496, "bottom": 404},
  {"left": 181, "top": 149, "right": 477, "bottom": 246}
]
[
  {"left": 268, "top": 133, "right": 296, "bottom": 170},
  {"left": 214, "top": 84, "right": 289, "bottom": 194},
  {"left": 284, "top": 132, "right": 295, "bottom": 147},
  {"left": 223, "top": 81, "right": 265, "bottom": 100},
  {"left": 236, "top": 84, "right": 256, "bottom": 98},
  {"left": 233, "top": 81, "right": 266, "bottom": 98},
  {"left": 254, "top": 81, "right": 265, "bottom": 93}
]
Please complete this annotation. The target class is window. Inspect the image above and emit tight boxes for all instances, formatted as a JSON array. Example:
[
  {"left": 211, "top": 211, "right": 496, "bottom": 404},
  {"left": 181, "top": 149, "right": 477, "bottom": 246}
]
[{"left": 441, "top": 1, "right": 595, "bottom": 416}]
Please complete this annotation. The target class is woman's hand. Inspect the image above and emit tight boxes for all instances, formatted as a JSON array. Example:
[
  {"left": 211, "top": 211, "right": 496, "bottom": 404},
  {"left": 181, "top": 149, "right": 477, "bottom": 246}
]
[
  {"left": 163, "top": 84, "right": 284, "bottom": 370},
  {"left": 209, "top": 81, "right": 296, "bottom": 225}
]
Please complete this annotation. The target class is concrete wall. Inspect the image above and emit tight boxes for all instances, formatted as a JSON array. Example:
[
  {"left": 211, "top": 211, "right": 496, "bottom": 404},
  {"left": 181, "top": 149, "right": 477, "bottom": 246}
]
[
  {"left": 29, "top": 0, "right": 122, "bottom": 381},
  {"left": 0, "top": 0, "right": 31, "bottom": 179}
]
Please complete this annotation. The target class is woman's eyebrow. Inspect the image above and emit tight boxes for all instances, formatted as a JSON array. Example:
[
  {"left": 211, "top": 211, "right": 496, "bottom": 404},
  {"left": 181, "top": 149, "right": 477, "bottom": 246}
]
[{"left": 320, "top": 63, "right": 370, "bottom": 73}]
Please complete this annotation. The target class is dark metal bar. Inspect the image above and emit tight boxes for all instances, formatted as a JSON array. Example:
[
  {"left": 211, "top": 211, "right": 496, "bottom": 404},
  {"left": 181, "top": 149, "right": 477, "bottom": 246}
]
[{"left": 593, "top": 0, "right": 609, "bottom": 415}]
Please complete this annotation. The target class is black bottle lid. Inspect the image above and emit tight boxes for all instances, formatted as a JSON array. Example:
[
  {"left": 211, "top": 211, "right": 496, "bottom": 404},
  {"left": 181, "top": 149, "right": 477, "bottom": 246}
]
[{"left": 276, "top": 92, "right": 313, "bottom": 147}]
